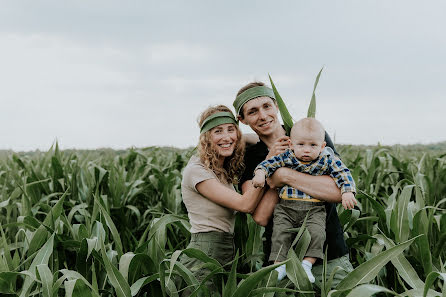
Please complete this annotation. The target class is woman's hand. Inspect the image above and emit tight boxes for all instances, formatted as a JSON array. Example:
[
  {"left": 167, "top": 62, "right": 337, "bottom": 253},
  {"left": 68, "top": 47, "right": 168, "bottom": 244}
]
[
  {"left": 266, "top": 136, "right": 290, "bottom": 159},
  {"left": 252, "top": 169, "right": 266, "bottom": 188},
  {"left": 242, "top": 182, "right": 279, "bottom": 227}
]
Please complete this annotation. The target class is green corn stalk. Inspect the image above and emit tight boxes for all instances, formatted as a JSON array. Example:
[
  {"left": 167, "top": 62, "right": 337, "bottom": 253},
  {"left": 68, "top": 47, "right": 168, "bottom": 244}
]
[
  {"left": 307, "top": 67, "right": 324, "bottom": 118},
  {"left": 0, "top": 143, "right": 445, "bottom": 295},
  {"left": 268, "top": 74, "right": 294, "bottom": 135}
]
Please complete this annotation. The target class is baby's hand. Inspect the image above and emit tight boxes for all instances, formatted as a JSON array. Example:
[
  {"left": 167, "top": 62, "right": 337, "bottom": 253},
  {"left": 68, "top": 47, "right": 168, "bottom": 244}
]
[
  {"left": 252, "top": 170, "right": 266, "bottom": 188},
  {"left": 341, "top": 192, "right": 357, "bottom": 210}
]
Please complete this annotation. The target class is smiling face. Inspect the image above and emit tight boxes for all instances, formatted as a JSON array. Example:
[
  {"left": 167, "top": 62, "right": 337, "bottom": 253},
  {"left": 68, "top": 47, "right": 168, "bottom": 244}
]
[
  {"left": 239, "top": 96, "right": 281, "bottom": 137},
  {"left": 197, "top": 105, "right": 245, "bottom": 183},
  {"left": 290, "top": 118, "right": 326, "bottom": 162},
  {"left": 209, "top": 123, "right": 238, "bottom": 163}
]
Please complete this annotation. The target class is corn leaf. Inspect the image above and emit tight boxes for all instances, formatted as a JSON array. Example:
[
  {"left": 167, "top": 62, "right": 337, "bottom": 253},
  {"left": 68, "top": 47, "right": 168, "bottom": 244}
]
[
  {"left": 307, "top": 67, "right": 323, "bottom": 118},
  {"left": 268, "top": 74, "right": 294, "bottom": 135},
  {"left": 96, "top": 201, "right": 123, "bottom": 257},
  {"left": 286, "top": 249, "right": 314, "bottom": 296},
  {"left": 374, "top": 234, "right": 424, "bottom": 289},
  {"left": 222, "top": 250, "right": 238, "bottom": 297},
  {"left": 130, "top": 275, "right": 160, "bottom": 296},
  {"left": 64, "top": 279, "right": 93, "bottom": 297},
  {"left": 19, "top": 234, "right": 55, "bottom": 297},
  {"left": 36, "top": 264, "right": 53, "bottom": 297},
  {"left": 57, "top": 270, "right": 100, "bottom": 297},
  {"left": 336, "top": 235, "right": 420, "bottom": 290},
  {"left": 423, "top": 272, "right": 446, "bottom": 297},
  {"left": 99, "top": 239, "right": 131, "bottom": 297},
  {"left": 294, "top": 228, "right": 311, "bottom": 261},
  {"left": 232, "top": 261, "right": 288, "bottom": 297},
  {"left": 397, "top": 185, "right": 414, "bottom": 242},
  {"left": 128, "top": 254, "right": 156, "bottom": 285},
  {"left": 344, "top": 284, "right": 398, "bottom": 297},
  {"left": 0, "top": 225, "right": 13, "bottom": 271}
]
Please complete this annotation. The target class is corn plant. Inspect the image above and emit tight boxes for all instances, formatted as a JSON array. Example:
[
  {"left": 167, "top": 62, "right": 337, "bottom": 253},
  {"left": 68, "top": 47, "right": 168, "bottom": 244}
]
[{"left": 0, "top": 143, "right": 445, "bottom": 296}]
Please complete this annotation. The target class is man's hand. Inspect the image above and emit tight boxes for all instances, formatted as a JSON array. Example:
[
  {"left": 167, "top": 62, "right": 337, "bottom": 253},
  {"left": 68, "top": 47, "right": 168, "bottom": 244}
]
[
  {"left": 266, "top": 136, "right": 290, "bottom": 159},
  {"left": 266, "top": 167, "right": 288, "bottom": 189},
  {"left": 252, "top": 170, "right": 266, "bottom": 188},
  {"left": 341, "top": 192, "right": 357, "bottom": 210}
]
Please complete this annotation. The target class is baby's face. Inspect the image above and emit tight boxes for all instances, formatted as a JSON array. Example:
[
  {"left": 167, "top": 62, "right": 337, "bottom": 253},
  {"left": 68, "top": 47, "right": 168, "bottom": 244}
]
[{"left": 291, "top": 129, "right": 326, "bottom": 162}]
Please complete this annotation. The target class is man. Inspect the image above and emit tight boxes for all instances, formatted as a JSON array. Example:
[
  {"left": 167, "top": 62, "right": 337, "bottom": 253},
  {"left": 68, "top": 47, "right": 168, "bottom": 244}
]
[{"left": 233, "top": 81, "right": 354, "bottom": 288}]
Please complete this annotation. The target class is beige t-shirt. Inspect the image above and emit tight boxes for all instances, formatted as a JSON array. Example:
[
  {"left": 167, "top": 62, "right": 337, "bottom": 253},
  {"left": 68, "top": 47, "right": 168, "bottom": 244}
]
[{"left": 181, "top": 155, "right": 236, "bottom": 234}]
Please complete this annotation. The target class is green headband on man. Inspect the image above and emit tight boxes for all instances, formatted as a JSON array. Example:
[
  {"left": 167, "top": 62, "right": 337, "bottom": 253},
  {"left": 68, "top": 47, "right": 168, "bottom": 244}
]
[
  {"left": 233, "top": 86, "right": 276, "bottom": 116},
  {"left": 200, "top": 112, "right": 238, "bottom": 134}
]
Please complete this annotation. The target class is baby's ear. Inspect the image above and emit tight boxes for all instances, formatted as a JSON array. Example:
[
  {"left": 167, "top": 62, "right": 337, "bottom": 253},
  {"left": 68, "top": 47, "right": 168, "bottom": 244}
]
[{"left": 321, "top": 141, "right": 326, "bottom": 150}]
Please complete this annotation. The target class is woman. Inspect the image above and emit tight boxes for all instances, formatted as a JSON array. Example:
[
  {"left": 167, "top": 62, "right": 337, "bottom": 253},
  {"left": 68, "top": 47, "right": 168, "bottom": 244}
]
[{"left": 180, "top": 105, "right": 264, "bottom": 290}]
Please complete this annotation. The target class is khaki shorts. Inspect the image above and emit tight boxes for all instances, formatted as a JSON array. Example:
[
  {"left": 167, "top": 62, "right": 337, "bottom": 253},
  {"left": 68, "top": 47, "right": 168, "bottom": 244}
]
[{"left": 269, "top": 200, "right": 326, "bottom": 262}]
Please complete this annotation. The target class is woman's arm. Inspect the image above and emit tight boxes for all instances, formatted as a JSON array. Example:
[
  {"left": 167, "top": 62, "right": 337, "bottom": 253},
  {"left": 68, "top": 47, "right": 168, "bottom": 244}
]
[
  {"left": 196, "top": 179, "right": 264, "bottom": 213},
  {"left": 242, "top": 181, "right": 278, "bottom": 226},
  {"left": 266, "top": 167, "right": 342, "bottom": 203}
]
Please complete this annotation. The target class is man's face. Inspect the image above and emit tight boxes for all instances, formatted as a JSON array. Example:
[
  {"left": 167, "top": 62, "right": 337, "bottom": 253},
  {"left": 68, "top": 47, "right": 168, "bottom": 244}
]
[{"left": 239, "top": 97, "right": 280, "bottom": 137}]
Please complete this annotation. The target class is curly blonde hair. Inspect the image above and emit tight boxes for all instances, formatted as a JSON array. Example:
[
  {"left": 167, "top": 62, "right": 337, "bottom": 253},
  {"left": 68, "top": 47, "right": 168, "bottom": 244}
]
[{"left": 197, "top": 105, "right": 245, "bottom": 184}]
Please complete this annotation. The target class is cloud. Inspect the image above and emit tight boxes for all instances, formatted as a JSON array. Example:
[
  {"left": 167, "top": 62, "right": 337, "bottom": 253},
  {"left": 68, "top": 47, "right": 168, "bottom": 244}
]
[
  {"left": 0, "top": 32, "right": 134, "bottom": 94},
  {"left": 147, "top": 42, "right": 213, "bottom": 64},
  {"left": 1, "top": 1, "right": 446, "bottom": 150}
]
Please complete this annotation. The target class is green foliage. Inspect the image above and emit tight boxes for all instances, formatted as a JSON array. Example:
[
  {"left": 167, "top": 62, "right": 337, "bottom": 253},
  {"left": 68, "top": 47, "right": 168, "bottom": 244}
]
[
  {"left": 269, "top": 74, "right": 294, "bottom": 135},
  {"left": 307, "top": 67, "right": 323, "bottom": 118},
  {"left": 0, "top": 144, "right": 445, "bottom": 296}
]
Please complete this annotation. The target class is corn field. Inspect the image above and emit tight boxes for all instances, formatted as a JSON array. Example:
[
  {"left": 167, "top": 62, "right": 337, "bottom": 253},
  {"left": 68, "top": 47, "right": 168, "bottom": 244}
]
[{"left": 0, "top": 144, "right": 445, "bottom": 296}]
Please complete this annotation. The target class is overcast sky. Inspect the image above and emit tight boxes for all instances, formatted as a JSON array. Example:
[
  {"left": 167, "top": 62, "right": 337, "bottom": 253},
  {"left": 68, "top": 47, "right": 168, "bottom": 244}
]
[{"left": 1, "top": 1, "right": 444, "bottom": 151}]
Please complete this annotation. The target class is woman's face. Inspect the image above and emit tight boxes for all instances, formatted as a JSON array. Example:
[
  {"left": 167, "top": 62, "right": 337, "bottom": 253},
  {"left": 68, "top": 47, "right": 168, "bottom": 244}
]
[{"left": 209, "top": 123, "right": 239, "bottom": 161}]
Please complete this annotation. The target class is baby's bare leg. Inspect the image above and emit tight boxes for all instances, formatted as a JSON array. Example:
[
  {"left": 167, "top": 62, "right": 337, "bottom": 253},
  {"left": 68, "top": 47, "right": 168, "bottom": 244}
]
[{"left": 303, "top": 256, "right": 316, "bottom": 264}]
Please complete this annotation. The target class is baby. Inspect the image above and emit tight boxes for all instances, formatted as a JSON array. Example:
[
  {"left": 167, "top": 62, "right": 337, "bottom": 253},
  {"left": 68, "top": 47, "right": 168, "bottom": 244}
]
[{"left": 252, "top": 118, "right": 357, "bottom": 283}]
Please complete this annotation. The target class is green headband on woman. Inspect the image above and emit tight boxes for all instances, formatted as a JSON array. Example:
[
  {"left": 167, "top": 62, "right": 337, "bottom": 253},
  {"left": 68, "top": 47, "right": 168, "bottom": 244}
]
[
  {"left": 233, "top": 86, "right": 276, "bottom": 115},
  {"left": 200, "top": 112, "right": 238, "bottom": 134}
]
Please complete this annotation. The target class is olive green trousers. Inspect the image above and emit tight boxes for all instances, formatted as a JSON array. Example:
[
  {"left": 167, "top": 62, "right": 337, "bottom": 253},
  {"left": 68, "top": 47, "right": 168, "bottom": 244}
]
[{"left": 179, "top": 231, "right": 234, "bottom": 296}]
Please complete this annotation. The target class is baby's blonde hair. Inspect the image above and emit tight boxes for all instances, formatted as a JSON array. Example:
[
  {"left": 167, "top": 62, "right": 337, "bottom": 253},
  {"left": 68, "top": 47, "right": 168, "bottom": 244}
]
[{"left": 290, "top": 118, "right": 325, "bottom": 141}]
